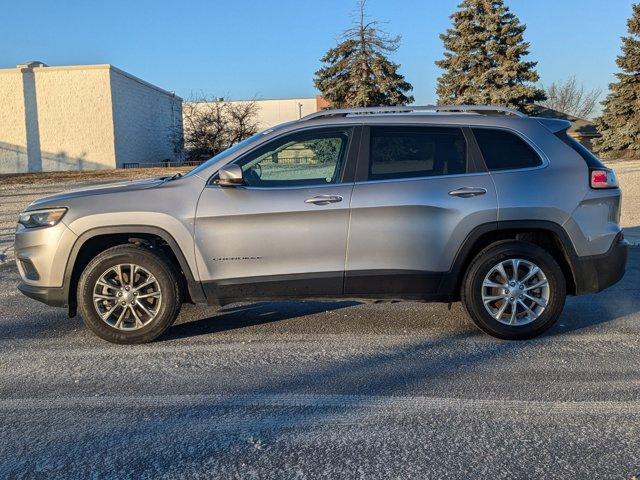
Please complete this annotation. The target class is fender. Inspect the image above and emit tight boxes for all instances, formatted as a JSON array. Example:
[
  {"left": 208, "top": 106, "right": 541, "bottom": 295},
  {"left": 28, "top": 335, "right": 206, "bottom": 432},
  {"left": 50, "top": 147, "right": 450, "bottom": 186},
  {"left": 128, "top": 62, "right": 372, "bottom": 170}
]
[
  {"left": 439, "top": 220, "right": 581, "bottom": 297},
  {"left": 63, "top": 225, "right": 206, "bottom": 310}
]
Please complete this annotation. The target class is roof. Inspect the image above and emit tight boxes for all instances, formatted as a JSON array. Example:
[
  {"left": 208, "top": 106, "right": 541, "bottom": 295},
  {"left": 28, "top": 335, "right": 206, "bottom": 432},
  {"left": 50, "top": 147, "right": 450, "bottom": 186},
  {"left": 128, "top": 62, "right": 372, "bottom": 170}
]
[
  {"left": 301, "top": 104, "right": 527, "bottom": 121},
  {"left": 0, "top": 62, "right": 182, "bottom": 100}
]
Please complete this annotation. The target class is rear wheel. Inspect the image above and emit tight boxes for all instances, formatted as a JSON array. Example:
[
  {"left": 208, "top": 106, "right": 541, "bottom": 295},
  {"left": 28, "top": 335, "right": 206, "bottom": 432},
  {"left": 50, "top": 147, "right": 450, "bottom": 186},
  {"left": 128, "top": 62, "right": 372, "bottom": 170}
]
[
  {"left": 77, "top": 244, "right": 181, "bottom": 344},
  {"left": 461, "top": 241, "right": 566, "bottom": 340}
]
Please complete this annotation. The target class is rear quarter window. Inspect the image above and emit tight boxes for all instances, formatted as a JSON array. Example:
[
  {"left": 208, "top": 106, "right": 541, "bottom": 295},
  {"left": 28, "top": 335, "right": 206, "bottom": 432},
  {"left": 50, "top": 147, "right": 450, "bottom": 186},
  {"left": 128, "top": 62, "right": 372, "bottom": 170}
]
[
  {"left": 472, "top": 128, "right": 542, "bottom": 171},
  {"left": 554, "top": 130, "right": 606, "bottom": 169}
]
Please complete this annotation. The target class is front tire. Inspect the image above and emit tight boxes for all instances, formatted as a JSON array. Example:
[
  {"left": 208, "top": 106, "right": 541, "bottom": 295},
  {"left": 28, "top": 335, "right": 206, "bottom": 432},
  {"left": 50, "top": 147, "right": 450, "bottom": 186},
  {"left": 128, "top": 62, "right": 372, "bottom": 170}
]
[
  {"left": 461, "top": 241, "right": 566, "bottom": 340},
  {"left": 77, "top": 244, "right": 181, "bottom": 344}
]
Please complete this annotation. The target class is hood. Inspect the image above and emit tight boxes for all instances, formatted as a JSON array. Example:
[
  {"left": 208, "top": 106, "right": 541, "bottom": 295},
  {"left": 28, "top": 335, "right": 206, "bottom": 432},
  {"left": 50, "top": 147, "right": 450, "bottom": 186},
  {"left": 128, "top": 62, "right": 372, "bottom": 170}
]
[{"left": 26, "top": 177, "right": 165, "bottom": 210}]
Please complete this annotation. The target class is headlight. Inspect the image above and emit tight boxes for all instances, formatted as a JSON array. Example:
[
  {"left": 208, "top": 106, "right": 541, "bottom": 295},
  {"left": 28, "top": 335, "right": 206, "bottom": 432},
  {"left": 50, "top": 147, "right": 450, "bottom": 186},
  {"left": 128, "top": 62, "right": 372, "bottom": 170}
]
[{"left": 18, "top": 208, "right": 67, "bottom": 229}]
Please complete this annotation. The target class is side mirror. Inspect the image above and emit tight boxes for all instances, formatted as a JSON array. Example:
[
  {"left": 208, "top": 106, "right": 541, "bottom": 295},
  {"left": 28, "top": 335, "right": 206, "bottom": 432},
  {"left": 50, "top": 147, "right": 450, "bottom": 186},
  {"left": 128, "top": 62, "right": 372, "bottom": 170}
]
[{"left": 218, "top": 164, "right": 244, "bottom": 187}]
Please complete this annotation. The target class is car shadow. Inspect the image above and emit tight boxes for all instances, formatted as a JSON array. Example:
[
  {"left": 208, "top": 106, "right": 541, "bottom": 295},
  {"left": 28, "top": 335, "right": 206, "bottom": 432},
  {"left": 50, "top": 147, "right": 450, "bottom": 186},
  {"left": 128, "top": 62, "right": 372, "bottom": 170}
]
[
  {"left": 161, "top": 300, "right": 361, "bottom": 341},
  {"left": 163, "top": 243, "right": 640, "bottom": 341}
]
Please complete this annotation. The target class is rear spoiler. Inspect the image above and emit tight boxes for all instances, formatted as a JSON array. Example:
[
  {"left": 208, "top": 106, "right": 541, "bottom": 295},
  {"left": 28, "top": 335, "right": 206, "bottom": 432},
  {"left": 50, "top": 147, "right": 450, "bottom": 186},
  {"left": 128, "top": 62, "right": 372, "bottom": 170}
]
[{"left": 536, "top": 117, "right": 572, "bottom": 133}]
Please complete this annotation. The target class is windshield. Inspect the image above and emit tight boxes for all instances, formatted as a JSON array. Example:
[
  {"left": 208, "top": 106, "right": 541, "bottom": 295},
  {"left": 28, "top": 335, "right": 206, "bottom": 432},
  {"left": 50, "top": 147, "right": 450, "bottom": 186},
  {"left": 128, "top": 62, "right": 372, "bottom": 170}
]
[{"left": 183, "top": 131, "right": 268, "bottom": 178}]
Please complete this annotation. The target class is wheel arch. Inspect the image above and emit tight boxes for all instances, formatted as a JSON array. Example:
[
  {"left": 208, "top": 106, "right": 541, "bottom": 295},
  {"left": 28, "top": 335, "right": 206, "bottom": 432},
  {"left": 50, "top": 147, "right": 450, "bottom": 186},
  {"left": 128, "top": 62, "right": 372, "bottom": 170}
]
[
  {"left": 64, "top": 226, "right": 204, "bottom": 316},
  {"left": 441, "top": 220, "right": 580, "bottom": 299}
]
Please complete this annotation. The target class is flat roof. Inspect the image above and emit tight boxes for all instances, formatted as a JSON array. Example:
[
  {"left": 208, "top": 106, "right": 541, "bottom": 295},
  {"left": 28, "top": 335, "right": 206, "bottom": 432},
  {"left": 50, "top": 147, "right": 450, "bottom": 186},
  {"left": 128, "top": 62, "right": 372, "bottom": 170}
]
[{"left": 0, "top": 63, "right": 182, "bottom": 100}]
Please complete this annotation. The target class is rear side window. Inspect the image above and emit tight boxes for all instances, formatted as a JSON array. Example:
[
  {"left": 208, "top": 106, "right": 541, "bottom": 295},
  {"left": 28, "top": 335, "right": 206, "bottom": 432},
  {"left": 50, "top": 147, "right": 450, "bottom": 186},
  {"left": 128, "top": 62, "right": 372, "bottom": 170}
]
[
  {"left": 473, "top": 128, "right": 542, "bottom": 171},
  {"left": 368, "top": 126, "right": 467, "bottom": 181},
  {"left": 554, "top": 130, "right": 606, "bottom": 169}
]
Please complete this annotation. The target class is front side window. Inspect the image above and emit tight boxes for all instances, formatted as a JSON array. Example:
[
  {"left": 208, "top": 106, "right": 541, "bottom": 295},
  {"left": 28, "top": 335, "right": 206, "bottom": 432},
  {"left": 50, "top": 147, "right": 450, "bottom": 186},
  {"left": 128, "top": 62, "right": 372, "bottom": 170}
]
[
  {"left": 236, "top": 129, "right": 351, "bottom": 187},
  {"left": 473, "top": 128, "right": 542, "bottom": 171},
  {"left": 368, "top": 126, "right": 468, "bottom": 181}
]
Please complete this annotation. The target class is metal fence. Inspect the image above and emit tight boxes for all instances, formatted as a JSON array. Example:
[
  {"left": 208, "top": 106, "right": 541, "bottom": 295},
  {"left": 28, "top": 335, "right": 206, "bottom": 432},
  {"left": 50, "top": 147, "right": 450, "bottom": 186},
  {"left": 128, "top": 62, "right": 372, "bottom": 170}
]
[
  {"left": 121, "top": 157, "right": 328, "bottom": 169},
  {"left": 122, "top": 161, "right": 203, "bottom": 169}
]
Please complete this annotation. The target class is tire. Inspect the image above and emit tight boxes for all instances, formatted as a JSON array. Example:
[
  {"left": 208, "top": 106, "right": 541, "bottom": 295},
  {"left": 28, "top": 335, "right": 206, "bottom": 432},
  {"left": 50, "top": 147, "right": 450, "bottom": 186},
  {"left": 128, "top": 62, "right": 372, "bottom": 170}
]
[
  {"left": 77, "top": 244, "right": 182, "bottom": 344},
  {"left": 461, "top": 240, "right": 566, "bottom": 340}
]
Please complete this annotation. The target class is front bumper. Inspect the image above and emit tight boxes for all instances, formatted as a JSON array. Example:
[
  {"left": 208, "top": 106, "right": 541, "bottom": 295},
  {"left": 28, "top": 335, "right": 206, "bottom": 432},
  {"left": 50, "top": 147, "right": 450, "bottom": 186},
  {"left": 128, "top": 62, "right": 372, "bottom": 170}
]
[
  {"left": 17, "top": 282, "right": 68, "bottom": 308},
  {"left": 573, "top": 233, "right": 629, "bottom": 295},
  {"left": 14, "top": 221, "right": 77, "bottom": 303}
]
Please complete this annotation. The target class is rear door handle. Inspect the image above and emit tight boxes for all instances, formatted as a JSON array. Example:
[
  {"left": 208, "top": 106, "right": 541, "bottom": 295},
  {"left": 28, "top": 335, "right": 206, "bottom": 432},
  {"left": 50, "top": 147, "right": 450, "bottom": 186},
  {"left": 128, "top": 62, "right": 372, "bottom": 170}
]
[
  {"left": 448, "top": 187, "right": 487, "bottom": 198},
  {"left": 304, "top": 194, "right": 343, "bottom": 205}
]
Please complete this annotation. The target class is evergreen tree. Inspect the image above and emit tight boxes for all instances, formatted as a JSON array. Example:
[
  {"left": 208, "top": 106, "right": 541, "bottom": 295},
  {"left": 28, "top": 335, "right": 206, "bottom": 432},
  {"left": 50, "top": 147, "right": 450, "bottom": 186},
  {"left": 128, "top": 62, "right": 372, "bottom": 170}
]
[
  {"left": 593, "top": 3, "right": 640, "bottom": 158},
  {"left": 436, "top": 0, "right": 545, "bottom": 112},
  {"left": 314, "top": 0, "right": 414, "bottom": 108}
]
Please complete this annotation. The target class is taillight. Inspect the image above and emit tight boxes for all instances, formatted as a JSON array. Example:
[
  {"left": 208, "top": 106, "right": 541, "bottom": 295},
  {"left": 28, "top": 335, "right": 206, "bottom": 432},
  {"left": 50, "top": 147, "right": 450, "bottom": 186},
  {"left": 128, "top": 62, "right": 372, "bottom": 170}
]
[{"left": 590, "top": 168, "right": 618, "bottom": 189}]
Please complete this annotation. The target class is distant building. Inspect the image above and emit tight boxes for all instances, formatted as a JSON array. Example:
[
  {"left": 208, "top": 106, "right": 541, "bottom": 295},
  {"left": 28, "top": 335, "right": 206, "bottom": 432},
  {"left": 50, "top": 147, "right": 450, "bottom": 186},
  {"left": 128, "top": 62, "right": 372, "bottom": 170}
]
[
  {"left": 188, "top": 96, "right": 330, "bottom": 130},
  {"left": 0, "top": 61, "right": 182, "bottom": 173}
]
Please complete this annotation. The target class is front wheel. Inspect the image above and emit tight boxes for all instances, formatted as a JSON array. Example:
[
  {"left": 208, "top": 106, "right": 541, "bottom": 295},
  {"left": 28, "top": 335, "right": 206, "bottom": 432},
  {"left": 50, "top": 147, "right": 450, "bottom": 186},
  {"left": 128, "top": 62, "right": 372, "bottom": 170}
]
[
  {"left": 461, "top": 241, "right": 566, "bottom": 340},
  {"left": 77, "top": 244, "right": 182, "bottom": 344}
]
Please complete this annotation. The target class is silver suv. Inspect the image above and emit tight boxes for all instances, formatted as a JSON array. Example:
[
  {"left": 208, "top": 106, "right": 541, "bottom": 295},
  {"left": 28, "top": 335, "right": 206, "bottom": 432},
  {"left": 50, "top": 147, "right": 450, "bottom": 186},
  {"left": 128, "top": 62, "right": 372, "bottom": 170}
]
[{"left": 15, "top": 105, "right": 628, "bottom": 344}]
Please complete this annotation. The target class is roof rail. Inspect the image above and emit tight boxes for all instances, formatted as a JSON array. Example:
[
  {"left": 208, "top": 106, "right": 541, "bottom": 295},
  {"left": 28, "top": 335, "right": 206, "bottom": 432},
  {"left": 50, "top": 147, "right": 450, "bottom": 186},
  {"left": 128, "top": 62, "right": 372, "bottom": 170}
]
[{"left": 300, "top": 104, "right": 527, "bottom": 121}]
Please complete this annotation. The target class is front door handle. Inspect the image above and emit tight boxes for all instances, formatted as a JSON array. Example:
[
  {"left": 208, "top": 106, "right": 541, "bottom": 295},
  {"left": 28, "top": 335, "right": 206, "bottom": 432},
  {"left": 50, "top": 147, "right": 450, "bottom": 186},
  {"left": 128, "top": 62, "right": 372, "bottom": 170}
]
[
  {"left": 304, "top": 194, "right": 343, "bottom": 205},
  {"left": 448, "top": 187, "right": 487, "bottom": 198}
]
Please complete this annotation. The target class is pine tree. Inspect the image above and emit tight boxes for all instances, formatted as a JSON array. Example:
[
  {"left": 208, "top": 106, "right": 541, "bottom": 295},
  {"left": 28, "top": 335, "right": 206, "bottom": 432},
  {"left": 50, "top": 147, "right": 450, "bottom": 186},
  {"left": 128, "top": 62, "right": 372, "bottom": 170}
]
[
  {"left": 314, "top": 0, "right": 414, "bottom": 108},
  {"left": 593, "top": 3, "right": 640, "bottom": 158},
  {"left": 436, "top": 0, "right": 545, "bottom": 112}
]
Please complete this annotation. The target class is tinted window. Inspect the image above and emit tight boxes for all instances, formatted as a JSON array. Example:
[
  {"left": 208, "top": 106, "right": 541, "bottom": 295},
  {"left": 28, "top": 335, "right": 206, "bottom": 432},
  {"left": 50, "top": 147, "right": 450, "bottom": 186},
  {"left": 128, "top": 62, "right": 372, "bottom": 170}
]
[
  {"left": 555, "top": 130, "right": 606, "bottom": 169},
  {"left": 237, "top": 129, "right": 350, "bottom": 187},
  {"left": 473, "top": 128, "right": 542, "bottom": 171},
  {"left": 368, "top": 127, "right": 467, "bottom": 180}
]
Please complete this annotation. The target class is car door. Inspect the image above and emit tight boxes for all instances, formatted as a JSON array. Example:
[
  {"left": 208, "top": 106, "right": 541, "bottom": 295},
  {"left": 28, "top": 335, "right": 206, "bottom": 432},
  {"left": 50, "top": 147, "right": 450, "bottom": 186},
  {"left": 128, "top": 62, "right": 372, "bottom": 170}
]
[
  {"left": 345, "top": 124, "right": 498, "bottom": 299},
  {"left": 195, "top": 126, "right": 360, "bottom": 303}
]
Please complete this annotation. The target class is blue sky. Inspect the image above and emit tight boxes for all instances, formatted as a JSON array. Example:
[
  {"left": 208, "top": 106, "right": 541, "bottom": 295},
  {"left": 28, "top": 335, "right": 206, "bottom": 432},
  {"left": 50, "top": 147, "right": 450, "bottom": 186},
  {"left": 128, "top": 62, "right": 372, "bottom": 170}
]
[{"left": 1, "top": 0, "right": 635, "bottom": 105}]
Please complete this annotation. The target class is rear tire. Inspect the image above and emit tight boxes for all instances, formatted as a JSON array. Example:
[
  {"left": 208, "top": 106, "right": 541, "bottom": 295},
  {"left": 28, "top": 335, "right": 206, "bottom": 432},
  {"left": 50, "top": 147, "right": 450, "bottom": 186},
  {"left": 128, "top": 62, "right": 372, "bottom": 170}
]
[
  {"left": 461, "top": 240, "right": 566, "bottom": 340},
  {"left": 77, "top": 244, "right": 181, "bottom": 344}
]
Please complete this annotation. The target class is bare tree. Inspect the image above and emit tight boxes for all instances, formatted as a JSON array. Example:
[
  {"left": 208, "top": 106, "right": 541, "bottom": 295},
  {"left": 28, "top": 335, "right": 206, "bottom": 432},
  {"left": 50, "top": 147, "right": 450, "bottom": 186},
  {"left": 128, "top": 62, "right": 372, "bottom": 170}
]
[
  {"left": 227, "top": 101, "right": 260, "bottom": 144},
  {"left": 540, "top": 76, "right": 602, "bottom": 119},
  {"left": 175, "top": 96, "right": 260, "bottom": 161}
]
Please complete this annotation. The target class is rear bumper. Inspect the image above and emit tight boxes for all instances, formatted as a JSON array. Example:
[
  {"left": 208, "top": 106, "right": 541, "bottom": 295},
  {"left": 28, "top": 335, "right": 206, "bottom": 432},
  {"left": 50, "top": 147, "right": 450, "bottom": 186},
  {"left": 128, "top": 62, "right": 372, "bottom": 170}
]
[
  {"left": 573, "top": 233, "right": 629, "bottom": 295},
  {"left": 17, "top": 282, "right": 68, "bottom": 308}
]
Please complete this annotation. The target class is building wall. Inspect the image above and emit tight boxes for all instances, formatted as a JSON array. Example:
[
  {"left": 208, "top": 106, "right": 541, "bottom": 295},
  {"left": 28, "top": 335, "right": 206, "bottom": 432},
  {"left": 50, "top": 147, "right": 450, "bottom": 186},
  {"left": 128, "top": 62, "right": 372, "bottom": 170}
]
[
  {"left": 185, "top": 97, "right": 325, "bottom": 133},
  {"left": 0, "top": 69, "right": 28, "bottom": 173},
  {"left": 32, "top": 66, "right": 116, "bottom": 171},
  {"left": 0, "top": 63, "right": 183, "bottom": 174},
  {"left": 229, "top": 97, "right": 319, "bottom": 129},
  {"left": 110, "top": 67, "right": 182, "bottom": 167}
]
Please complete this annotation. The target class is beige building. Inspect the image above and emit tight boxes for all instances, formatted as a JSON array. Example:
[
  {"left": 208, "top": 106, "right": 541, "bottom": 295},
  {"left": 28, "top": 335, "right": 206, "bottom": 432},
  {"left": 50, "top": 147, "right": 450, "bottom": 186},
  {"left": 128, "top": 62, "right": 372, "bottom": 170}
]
[
  {"left": 229, "top": 96, "right": 328, "bottom": 129},
  {"left": 188, "top": 96, "right": 329, "bottom": 131},
  {"left": 0, "top": 61, "right": 182, "bottom": 173}
]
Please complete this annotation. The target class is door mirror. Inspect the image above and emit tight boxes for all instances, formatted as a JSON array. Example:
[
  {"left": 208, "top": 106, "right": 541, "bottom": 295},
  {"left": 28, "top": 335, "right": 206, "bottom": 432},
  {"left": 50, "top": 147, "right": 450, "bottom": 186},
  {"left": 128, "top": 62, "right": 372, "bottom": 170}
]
[{"left": 218, "top": 164, "right": 244, "bottom": 187}]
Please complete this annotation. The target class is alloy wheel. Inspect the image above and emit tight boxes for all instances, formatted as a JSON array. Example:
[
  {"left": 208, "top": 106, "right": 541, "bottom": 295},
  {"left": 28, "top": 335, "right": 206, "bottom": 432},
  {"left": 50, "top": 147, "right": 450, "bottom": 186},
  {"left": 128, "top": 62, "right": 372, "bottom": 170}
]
[
  {"left": 481, "top": 258, "right": 550, "bottom": 326},
  {"left": 92, "top": 264, "right": 162, "bottom": 330}
]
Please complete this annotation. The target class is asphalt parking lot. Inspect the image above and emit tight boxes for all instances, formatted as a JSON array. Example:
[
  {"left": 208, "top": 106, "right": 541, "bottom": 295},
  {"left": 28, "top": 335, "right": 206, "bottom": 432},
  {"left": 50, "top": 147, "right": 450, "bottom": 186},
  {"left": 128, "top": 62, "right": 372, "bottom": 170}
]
[
  {"left": 1, "top": 165, "right": 640, "bottom": 479},
  {"left": 1, "top": 248, "right": 639, "bottom": 479}
]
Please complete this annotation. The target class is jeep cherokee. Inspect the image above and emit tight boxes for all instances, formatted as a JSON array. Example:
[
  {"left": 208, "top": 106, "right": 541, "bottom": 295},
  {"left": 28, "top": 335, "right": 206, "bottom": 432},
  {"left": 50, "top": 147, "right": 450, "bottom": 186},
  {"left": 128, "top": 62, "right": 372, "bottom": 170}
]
[{"left": 14, "top": 105, "right": 628, "bottom": 343}]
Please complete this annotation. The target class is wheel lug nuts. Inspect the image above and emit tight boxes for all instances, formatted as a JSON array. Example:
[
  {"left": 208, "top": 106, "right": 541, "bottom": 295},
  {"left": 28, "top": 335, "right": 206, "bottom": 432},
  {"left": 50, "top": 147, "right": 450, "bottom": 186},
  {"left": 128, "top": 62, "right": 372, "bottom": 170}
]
[{"left": 121, "top": 301, "right": 126, "bottom": 306}]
